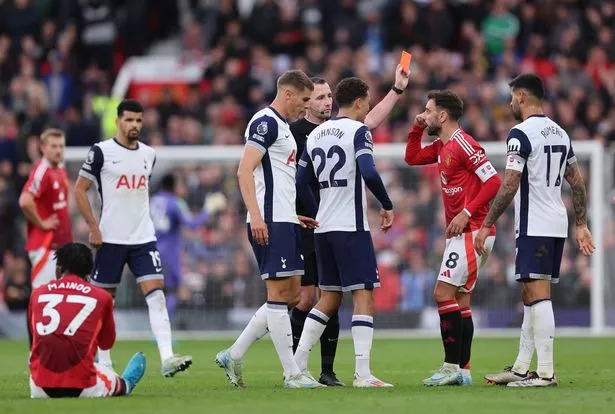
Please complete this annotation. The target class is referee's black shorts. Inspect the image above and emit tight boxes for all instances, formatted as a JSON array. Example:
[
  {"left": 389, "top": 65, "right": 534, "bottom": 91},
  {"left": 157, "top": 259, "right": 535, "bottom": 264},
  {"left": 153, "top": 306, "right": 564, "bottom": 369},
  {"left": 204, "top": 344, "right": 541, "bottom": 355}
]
[{"left": 300, "top": 230, "right": 318, "bottom": 287}]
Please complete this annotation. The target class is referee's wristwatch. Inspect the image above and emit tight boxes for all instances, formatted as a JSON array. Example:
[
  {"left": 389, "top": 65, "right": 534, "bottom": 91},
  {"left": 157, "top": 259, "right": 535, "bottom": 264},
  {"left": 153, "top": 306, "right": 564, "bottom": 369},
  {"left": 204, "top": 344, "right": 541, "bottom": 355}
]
[{"left": 391, "top": 85, "right": 404, "bottom": 95}]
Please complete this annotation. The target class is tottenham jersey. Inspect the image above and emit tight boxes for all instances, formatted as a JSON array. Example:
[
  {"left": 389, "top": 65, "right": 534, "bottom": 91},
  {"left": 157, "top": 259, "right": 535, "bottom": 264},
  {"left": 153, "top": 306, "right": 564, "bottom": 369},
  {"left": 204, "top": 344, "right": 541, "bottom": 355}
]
[
  {"left": 303, "top": 117, "right": 372, "bottom": 233},
  {"left": 79, "top": 138, "right": 157, "bottom": 244},
  {"left": 506, "top": 115, "right": 576, "bottom": 238},
  {"left": 244, "top": 106, "right": 299, "bottom": 224}
]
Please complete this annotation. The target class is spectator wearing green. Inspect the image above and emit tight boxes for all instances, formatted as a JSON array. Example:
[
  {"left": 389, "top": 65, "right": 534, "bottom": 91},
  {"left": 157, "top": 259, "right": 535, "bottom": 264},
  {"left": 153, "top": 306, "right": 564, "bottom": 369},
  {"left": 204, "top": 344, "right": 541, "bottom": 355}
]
[{"left": 481, "top": 0, "right": 520, "bottom": 56}]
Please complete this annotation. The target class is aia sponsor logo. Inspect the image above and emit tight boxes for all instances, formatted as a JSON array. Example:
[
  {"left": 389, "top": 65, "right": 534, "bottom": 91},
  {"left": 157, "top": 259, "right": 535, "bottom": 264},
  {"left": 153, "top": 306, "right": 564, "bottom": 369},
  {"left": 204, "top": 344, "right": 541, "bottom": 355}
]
[
  {"left": 116, "top": 174, "right": 147, "bottom": 189},
  {"left": 286, "top": 149, "right": 296, "bottom": 165}
]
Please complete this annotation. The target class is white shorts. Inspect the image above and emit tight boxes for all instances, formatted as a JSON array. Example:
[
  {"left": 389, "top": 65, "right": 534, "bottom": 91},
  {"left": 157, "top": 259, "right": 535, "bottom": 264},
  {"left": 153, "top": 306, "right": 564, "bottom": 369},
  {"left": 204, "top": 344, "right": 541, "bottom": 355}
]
[
  {"left": 28, "top": 248, "right": 57, "bottom": 289},
  {"left": 437, "top": 230, "right": 495, "bottom": 293},
  {"left": 30, "top": 363, "right": 121, "bottom": 399}
]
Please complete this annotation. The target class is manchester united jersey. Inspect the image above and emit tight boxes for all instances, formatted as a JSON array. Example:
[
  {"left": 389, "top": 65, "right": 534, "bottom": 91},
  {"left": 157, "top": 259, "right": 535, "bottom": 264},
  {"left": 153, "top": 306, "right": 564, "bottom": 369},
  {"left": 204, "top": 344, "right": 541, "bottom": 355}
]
[
  {"left": 29, "top": 275, "right": 115, "bottom": 389},
  {"left": 405, "top": 125, "right": 499, "bottom": 232},
  {"left": 22, "top": 158, "right": 73, "bottom": 251}
]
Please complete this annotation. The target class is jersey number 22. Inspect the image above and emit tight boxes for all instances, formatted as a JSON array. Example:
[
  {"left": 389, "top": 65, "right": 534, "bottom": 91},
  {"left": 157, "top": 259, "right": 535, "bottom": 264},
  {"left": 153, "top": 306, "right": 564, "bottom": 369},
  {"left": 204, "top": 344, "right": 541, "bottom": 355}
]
[{"left": 312, "top": 145, "right": 348, "bottom": 189}]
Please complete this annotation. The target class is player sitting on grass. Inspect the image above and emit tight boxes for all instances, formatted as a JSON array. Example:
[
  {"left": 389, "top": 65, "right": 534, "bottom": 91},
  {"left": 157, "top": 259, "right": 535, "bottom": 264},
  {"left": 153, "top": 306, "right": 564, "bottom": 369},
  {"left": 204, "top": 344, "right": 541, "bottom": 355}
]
[{"left": 28, "top": 242, "right": 146, "bottom": 398}]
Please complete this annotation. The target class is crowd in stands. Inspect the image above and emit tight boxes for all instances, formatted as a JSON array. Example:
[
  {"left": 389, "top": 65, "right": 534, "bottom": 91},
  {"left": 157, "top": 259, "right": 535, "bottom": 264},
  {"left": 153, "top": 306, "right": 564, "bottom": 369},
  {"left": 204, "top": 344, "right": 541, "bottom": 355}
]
[{"left": 1, "top": 0, "right": 610, "bottom": 322}]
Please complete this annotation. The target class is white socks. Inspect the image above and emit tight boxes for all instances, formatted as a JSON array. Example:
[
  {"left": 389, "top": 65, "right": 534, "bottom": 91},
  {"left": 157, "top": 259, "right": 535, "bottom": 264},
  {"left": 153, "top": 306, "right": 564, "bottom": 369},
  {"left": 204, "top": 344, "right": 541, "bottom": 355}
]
[
  {"left": 351, "top": 315, "right": 374, "bottom": 378},
  {"left": 266, "top": 301, "right": 300, "bottom": 379},
  {"left": 295, "top": 309, "right": 329, "bottom": 372},
  {"left": 229, "top": 304, "right": 269, "bottom": 360},
  {"left": 145, "top": 289, "right": 174, "bottom": 362},
  {"left": 532, "top": 300, "right": 555, "bottom": 379},
  {"left": 512, "top": 305, "right": 534, "bottom": 374},
  {"left": 97, "top": 348, "right": 113, "bottom": 366}
]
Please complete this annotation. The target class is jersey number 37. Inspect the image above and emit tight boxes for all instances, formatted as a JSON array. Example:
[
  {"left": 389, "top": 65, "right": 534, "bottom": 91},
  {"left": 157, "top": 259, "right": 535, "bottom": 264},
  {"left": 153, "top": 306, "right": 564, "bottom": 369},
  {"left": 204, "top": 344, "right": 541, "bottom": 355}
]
[{"left": 36, "top": 294, "right": 98, "bottom": 336}]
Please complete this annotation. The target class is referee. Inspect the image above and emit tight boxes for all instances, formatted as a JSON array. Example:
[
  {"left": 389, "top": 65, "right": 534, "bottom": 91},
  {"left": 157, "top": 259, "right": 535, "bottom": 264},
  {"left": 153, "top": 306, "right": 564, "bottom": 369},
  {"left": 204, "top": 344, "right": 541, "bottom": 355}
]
[{"left": 289, "top": 66, "right": 409, "bottom": 386}]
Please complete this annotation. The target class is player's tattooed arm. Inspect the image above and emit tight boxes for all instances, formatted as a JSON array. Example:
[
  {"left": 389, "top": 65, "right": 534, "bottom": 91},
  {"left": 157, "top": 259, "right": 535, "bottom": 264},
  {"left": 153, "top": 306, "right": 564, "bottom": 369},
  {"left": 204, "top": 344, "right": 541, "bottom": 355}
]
[
  {"left": 482, "top": 169, "right": 521, "bottom": 227},
  {"left": 564, "top": 162, "right": 588, "bottom": 226},
  {"left": 564, "top": 162, "right": 595, "bottom": 255}
]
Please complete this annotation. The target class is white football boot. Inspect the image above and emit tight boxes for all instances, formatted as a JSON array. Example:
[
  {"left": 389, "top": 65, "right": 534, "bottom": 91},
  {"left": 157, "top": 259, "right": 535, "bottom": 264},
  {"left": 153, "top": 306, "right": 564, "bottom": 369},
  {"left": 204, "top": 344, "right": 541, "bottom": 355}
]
[
  {"left": 423, "top": 364, "right": 462, "bottom": 386},
  {"left": 353, "top": 374, "right": 394, "bottom": 388},
  {"left": 162, "top": 354, "right": 192, "bottom": 377},
  {"left": 215, "top": 349, "right": 244, "bottom": 387},
  {"left": 484, "top": 366, "right": 529, "bottom": 385},
  {"left": 284, "top": 373, "right": 326, "bottom": 389},
  {"left": 507, "top": 372, "right": 557, "bottom": 388}
]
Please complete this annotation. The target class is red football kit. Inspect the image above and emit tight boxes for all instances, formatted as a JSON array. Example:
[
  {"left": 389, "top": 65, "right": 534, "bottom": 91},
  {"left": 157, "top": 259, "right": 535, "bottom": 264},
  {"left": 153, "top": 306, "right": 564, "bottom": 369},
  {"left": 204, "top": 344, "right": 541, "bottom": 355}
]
[
  {"left": 405, "top": 125, "right": 500, "bottom": 234},
  {"left": 22, "top": 158, "right": 73, "bottom": 252},
  {"left": 29, "top": 275, "right": 115, "bottom": 389}
]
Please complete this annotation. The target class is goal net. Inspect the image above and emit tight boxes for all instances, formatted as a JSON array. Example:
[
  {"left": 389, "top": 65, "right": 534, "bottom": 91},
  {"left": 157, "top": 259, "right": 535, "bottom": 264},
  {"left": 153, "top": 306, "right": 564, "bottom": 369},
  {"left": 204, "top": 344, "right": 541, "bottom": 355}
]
[{"left": 63, "top": 140, "right": 611, "bottom": 336}]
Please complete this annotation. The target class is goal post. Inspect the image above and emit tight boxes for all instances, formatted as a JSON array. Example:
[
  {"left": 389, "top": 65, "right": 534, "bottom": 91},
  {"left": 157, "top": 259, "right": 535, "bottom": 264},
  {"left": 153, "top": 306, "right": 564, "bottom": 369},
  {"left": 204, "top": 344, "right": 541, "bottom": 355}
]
[{"left": 63, "top": 140, "right": 608, "bottom": 335}]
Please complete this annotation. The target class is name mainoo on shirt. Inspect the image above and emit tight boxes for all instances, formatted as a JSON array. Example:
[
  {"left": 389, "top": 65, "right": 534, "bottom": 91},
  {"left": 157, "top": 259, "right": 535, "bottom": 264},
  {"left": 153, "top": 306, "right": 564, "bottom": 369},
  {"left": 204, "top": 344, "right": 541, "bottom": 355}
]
[
  {"left": 314, "top": 127, "right": 344, "bottom": 141},
  {"left": 47, "top": 280, "right": 92, "bottom": 294}
]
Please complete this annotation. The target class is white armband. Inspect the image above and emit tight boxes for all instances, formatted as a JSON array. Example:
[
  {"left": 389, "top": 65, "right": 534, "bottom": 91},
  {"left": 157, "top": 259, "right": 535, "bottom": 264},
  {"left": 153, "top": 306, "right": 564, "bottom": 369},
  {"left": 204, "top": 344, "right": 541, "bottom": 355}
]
[
  {"left": 474, "top": 161, "right": 498, "bottom": 183},
  {"left": 505, "top": 154, "right": 526, "bottom": 172}
]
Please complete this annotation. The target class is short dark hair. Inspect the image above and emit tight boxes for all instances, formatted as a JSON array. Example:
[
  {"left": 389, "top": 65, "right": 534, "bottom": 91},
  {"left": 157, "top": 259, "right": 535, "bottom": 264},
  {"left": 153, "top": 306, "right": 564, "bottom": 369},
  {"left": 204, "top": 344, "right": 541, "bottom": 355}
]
[
  {"left": 54, "top": 243, "right": 94, "bottom": 279},
  {"left": 160, "top": 173, "right": 175, "bottom": 192},
  {"left": 117, "top": 99, "right": 144, "bottom": 118},
  {"left": 508, "top": 73, "right": 545, "bottom": 99},
  {"left": 334, "top": 77, "right": 369, "bottom": 108},
  {"left": 310, "top": 77, "right": 327, "bottom": 85},
  {"left": 426, "top": 90, "right": 464, "bottom": 121},
  {"left": 277, "top": 70, "right": 314, "bottom": 91}
]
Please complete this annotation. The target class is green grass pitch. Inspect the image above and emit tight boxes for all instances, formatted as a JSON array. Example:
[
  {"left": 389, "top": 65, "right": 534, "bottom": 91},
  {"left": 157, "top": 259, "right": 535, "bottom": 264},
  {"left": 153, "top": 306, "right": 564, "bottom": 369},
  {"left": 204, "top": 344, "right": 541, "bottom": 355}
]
[{"left": 1, "top": 337, "right": 613, "bottom": 414}]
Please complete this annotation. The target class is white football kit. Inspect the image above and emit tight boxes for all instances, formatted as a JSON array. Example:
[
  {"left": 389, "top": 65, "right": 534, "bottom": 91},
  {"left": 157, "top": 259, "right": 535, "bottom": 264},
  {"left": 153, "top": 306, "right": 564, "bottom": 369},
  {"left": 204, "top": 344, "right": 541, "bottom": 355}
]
[
  {"left": 79, "top": 138, "right": 163, "bottom": 288},
  {"left": 245, "top": 106, "right": 299, "bottom": 225},
  {"left": 298, "top": 116, "right": 383, "bottom": 291},
  {"left": 303, "top": 117, "right": 371, "bottom": 233},
  {"left": 506, "top": 114, "right": 576, "bottom": 282},
  {"left": 79, "top": 138, "right": 157, "bottom": 245},
  {"left": 244, "top": 106, "right": 303, "bottom": 279}
]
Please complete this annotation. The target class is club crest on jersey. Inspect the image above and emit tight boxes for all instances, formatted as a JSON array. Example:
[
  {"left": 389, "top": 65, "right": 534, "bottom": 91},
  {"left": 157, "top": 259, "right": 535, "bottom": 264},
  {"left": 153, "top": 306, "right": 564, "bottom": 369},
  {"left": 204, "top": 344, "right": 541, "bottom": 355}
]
[
  {"left": 256, "top": 121, "right": 268, "bottom": 136},
  {"left": 116, "top": 174, "right": 147, "bottom": 190},
  {"left": 445, "top": 154, "right": 453, "bottom": 167},
  {"left": 440, "top": 171, "right": 448, "bottom": 185}
]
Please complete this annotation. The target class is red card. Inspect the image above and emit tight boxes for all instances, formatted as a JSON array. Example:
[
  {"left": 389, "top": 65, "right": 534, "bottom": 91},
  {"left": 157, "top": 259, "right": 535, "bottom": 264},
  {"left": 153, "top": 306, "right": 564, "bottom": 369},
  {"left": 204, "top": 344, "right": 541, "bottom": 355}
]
[{"left": 400, "top": 50, "right": 412, "bottom": 73}]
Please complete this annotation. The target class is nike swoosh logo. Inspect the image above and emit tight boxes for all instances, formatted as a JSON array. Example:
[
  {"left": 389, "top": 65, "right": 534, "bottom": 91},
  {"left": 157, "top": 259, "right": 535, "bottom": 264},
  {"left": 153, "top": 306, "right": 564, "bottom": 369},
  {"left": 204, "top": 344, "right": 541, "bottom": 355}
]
[{"left": 112, "top": 161, "right": 121, "bottom": 164}]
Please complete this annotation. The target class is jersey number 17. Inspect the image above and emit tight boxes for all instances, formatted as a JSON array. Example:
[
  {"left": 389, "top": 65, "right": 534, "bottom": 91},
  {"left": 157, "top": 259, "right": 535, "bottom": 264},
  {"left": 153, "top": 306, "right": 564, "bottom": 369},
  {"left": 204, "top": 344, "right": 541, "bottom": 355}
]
[{"left": 544, "top": 145, "right": 567, "bottom": 187}]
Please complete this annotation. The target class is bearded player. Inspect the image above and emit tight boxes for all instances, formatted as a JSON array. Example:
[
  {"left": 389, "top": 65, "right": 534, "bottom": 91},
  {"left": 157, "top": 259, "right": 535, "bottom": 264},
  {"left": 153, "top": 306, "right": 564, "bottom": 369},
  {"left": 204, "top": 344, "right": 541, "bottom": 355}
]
[{"left": 405, "top": 90, "right": 501, "bottom": 386}]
